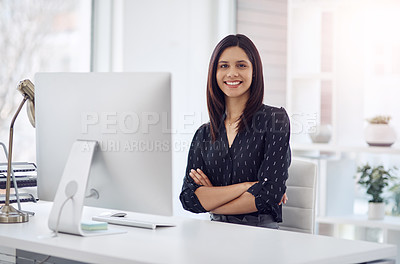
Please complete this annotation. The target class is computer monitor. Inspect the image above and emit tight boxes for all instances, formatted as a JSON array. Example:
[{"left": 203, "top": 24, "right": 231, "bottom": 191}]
[{"left": 35, "top": 72, "right": 172, "bottom": 216}]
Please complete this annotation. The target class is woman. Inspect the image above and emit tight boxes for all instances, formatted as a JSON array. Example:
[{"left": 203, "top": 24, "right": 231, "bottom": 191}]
[{"left": 179, "top": 34, "right": 291, "bottom": 228}]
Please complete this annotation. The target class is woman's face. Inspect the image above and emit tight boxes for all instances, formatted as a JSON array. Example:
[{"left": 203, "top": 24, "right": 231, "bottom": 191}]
[{"left": 216, "top": 46, "right": 253, "bottom": 100}]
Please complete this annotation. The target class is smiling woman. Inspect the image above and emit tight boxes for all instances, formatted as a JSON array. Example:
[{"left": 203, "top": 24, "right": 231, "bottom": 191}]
[{"left": 179, "top": 34, "right": 291, "bottom": 229}]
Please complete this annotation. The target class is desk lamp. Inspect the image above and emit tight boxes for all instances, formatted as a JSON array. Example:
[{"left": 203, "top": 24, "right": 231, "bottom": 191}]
[{"left": 0, "top": 79, "right": 35, "bottom": 223}]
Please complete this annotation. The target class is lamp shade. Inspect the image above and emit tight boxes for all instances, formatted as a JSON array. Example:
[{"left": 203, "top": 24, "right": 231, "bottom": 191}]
[{"left": 17, "top": 79, "right": 35, "bottom": 127}]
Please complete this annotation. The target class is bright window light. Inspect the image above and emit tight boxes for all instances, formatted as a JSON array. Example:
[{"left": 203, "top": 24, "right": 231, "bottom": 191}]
[{"left": 0, "top": 0, "right": 91, "bottom": 162}]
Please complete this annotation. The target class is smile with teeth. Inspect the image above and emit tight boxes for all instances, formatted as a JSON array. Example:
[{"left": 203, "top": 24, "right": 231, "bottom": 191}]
[{"left": 225, "top": 81, "right": 242, "bottom": 86}]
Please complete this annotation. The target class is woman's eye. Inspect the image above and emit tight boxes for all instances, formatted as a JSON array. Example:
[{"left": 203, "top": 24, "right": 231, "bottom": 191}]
[
  {"left": 238, "top": 64, "right": 247, "bottom": 68},
  {"left": 220, "top": 64, "right": 228, "bottom": 68}
]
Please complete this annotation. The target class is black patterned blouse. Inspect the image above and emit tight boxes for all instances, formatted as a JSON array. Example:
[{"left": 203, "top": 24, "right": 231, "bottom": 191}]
[{"left": 179, "top": 104, "right": 291, "bottom": 222}]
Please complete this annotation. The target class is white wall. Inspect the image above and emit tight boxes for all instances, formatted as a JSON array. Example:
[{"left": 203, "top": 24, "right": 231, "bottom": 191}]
[{"left": 114, "top": 0, "right": 236, "bottom": 217}]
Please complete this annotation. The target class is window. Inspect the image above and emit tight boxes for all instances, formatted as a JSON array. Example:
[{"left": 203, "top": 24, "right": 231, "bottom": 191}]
[{"left": 0, "top": 0, "right": 91, "bottom": 162}]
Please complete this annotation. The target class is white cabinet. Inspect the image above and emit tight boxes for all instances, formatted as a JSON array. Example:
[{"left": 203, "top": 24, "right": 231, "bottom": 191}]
[{"left": 0, "top": 245, "right": 15, "bottom": 263}]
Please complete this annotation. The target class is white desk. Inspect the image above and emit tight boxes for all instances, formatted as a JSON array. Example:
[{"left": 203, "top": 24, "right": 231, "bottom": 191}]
[{"left": 0, "top": 202, "right": 397, "bottom": 264}]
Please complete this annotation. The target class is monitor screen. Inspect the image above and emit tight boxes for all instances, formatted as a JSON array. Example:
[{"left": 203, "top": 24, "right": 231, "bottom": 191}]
[{"left": 35, "top": 72, "right": 172, "bottom": 216}]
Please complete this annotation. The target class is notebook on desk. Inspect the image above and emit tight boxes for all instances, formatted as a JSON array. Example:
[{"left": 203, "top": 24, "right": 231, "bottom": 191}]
[
  {"left": 0, "top": 176, "right": 37, "bottom": 189},
  {"left": 92, "top": 215, "right": 176, "bottom": 230}
]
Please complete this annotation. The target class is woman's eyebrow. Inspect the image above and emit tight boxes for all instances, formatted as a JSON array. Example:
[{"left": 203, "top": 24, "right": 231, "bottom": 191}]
[{"left": 218, "top": 60, "right": 249, "bottom": 63}]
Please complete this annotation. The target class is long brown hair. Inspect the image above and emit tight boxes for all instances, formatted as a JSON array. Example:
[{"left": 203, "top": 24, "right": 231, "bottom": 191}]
[{"left": 206, "top": 34, "right": 264, "bottom": 141}]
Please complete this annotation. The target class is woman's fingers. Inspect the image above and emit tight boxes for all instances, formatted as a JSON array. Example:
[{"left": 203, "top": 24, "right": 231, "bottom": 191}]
[
  {"left": 190, "top": 169, "right": 207, "bottom": 186},
  {"left": 189, "top": 170, "right": 201, "bottom": 185},
  {"left": 196, "top": 169, "right": 213, "bottom": 187},
  {"left": 279, "top": 193, "right": 288, "bottom": 205},
  {"left": 189, "top": 169, "right": 213, "bottom": 187}
]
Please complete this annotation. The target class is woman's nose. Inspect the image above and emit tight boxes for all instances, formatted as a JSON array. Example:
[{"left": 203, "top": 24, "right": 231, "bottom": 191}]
[{"left": 227, "top": 68, "right": 239, "bottom": 77}]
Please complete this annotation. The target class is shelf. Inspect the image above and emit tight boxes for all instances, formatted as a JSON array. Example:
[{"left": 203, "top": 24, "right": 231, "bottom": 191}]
[
  {"left": 292, "top": 143, "right": 400, "bottom": 155},
  {"left": 317, "top": 215, "right": 400, "bottom": 231}
]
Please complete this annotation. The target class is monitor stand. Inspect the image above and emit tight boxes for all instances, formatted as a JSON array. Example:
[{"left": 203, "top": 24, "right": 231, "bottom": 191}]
[{"left": 48, "top": 140, "right": 124, "bottom": 236}]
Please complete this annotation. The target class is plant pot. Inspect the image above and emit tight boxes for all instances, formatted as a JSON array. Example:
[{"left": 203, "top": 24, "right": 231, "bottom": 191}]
[
  {"left": 364, "top": 124, "right": 396, "bottom": 147},
  {"left": 368, "top": 202, "right": 385, "bottom": 220}
]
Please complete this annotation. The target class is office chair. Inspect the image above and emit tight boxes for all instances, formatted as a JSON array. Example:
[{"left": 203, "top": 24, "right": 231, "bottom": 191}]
[{"left": 279, "top": 158, "right": 317, "bottom": 234}]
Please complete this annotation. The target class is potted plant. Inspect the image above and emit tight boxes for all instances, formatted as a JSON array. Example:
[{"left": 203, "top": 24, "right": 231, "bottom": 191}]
[
  {"left": 356, "top": 163, "right": 397, "bottom": 220},
  {"left": 364, "top": 115, "right": 396, "bottom": 147}
]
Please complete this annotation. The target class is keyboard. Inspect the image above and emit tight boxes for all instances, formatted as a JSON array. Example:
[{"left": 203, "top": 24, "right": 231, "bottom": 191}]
[{"left": 92, "top": 216, "right": 175, "bottom": 230}]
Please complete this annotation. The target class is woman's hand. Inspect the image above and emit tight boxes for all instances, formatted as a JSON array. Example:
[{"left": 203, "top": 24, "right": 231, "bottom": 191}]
[
  {"left": 279, "top": 193, "right": 288, "bottom": 205},
  {"left": 189, "top": 169, "right": 213, "bottom": 187}
]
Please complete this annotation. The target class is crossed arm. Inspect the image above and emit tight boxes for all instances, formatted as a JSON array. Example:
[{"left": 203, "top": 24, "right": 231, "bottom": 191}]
[{"left": 190, "top": 168, "right": 287, "bottom": 215}]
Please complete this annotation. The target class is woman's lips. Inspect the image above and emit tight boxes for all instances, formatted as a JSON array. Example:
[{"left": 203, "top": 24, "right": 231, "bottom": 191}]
[{"left": 224, "top": 81, "right": 242, "bottom": 88}]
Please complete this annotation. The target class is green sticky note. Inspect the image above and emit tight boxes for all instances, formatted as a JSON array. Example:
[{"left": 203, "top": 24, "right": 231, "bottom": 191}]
[{"left": 81, "top": 221, "right": 108, "bottom": 231}]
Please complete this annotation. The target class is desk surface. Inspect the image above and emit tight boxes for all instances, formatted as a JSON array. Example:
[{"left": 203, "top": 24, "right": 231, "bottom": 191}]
[{"left": 0, "top": 202, "right": 397, "bottom": 264}]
